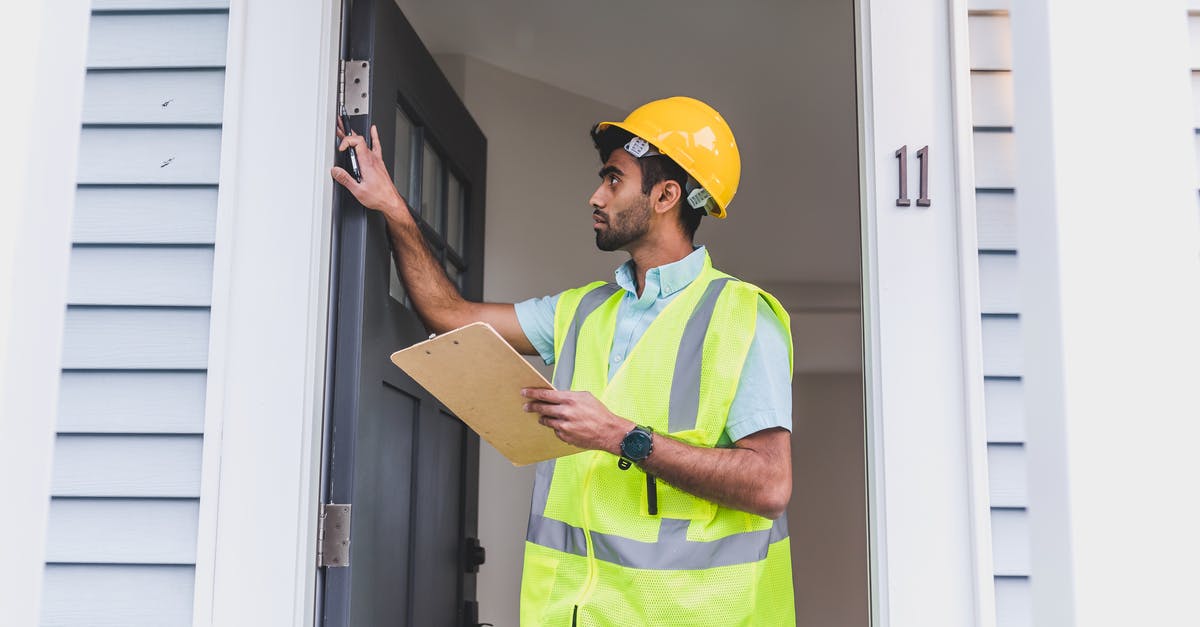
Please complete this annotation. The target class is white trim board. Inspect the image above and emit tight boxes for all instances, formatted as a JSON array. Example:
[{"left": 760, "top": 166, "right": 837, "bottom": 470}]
[
  {"left": 856, "top": 0, "right": 992, "bottom": 623},
  {"left": 191, "top": 0, "right": 340, "bottom": 625}
]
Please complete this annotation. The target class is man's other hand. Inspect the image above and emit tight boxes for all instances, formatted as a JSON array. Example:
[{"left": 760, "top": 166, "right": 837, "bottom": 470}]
[
  {"left": 331, "top": 123, "right": 409, "bottom": 220},
  {"left": 522, "top": 388, "right": 634, "bottom": 455}
]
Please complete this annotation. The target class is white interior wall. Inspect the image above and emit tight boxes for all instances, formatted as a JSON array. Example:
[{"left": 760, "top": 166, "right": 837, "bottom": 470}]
[
  {"left": 440, "top": 54, "right": 868, "bottom": 626},
  {"left": 790, "top": 373, "right": 868, "bottom": 627},
  {"left": 439, "top": 54, "right": 625, "bottom": 626}
]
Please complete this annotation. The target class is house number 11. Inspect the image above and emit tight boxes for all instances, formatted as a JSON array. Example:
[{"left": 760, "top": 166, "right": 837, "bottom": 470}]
[{"left": 894, "top": 145, "right": 931, "bottom": 207}]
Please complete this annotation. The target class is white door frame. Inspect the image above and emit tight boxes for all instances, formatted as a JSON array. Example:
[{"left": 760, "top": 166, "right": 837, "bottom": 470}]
[
  {"left": 190, "top": 0, "right": 341, "bottom": 625},
  {"left": 855, "top": 0, "right": 996, "bottom": 624}
]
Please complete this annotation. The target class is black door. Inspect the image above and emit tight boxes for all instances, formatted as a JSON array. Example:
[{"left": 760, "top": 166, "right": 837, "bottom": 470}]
[{"left": 320, "top": 1, "right": 487, "bottom": 625}]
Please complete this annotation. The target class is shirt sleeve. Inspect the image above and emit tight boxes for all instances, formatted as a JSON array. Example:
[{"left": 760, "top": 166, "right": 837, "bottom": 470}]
[
  {"left": 513, "top": 292, "right": 561, "bottom": 365},
  {"left": 722, "top": 296, "right": 793, "bottom": 444}
]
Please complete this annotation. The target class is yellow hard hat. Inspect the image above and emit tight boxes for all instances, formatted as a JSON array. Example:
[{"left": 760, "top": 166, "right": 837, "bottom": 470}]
[{"left": 595, "top": 96, "right": 740, "bottom": 219}]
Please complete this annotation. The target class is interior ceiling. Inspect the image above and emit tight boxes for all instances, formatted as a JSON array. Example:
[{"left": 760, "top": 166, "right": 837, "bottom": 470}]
[{"left": 396, "top": 0, "right": 861, "bottom": 284}]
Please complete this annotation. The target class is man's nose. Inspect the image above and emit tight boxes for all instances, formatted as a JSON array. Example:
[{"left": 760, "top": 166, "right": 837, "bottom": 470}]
[{"left": 589, "top": 185, "right": 606, "bottom": 209}]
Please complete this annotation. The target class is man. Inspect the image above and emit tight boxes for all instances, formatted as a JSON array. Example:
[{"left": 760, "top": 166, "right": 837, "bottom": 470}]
[{"left": 333, "top": 96, "right": 795, "bottom": 626}]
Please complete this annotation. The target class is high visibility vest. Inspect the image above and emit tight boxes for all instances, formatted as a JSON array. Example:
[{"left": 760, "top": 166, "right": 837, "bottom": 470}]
[{"left": 519, "top": 254, "right": 796, "bottom": 626}]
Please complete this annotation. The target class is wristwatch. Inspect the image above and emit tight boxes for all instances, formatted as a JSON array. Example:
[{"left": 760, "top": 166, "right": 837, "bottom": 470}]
[{"left": 618, "top": 425, "right": 654, "bottom": 470}]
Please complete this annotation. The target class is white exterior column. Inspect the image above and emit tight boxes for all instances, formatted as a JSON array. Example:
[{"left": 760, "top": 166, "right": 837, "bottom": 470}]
[
  {"left": 1010, "top": 1, "right": 1200, "bottom": 624},
  {"left": 0, "top": 2, "right": 90, "bottom": 624}
]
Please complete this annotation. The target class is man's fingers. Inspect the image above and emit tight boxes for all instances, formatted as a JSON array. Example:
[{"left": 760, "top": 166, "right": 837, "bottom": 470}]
[
  {"left": 338, "top": 134, "right": 367, "bottom": 152},
  {"left": 525, "top": 401, "right": 566, "bottom": 418},
  {"left": 370, "top": 125, "right": 383, "bottom": 157},
  {"left": 330, "top": 166, "right": 358, "bottom": 189},
  {"left": 522, "top": 387, "right": 568, "bottom": 403}
]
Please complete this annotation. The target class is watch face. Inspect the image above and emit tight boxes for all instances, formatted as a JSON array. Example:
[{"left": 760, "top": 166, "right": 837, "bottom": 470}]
[{"left": 621, "top": 429, "right": 653, "bottom": 461}]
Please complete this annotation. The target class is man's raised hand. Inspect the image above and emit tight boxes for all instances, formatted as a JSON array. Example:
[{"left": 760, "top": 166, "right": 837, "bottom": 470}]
[{"left": 331, "top": 123, "right": 409, "bottom": 220}]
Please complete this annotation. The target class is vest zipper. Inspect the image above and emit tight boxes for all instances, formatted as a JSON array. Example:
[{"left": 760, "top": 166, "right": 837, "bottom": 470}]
[{"left": 572, "top": 451, "right": 604, "bottom": 616}]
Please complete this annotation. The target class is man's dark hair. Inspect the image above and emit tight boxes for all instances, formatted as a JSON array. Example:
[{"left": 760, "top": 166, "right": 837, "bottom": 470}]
[{"left": 590, "top": 125, "right": 704, "bottom": 240}]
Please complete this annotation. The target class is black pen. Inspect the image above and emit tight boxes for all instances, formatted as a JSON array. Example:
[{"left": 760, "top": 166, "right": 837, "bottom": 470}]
[{"left": 340, "top": 106, "right": 362, "bottom": 183}]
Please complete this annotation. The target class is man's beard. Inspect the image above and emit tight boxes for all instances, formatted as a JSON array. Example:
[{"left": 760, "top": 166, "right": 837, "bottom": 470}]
[{"left": 595, "top": 196, "right": 652, "bottom": 252}]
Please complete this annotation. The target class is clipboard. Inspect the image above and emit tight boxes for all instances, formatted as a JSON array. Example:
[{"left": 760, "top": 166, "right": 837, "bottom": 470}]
[{"left": 390, "top": 322, "right": 582, "bottom": 466}]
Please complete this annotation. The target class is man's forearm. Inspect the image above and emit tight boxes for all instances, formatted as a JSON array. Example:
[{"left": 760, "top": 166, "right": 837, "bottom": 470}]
[
  {"left": 638, "top": 428, "right": 792, "bottom": 520},
  {"left": 382, "top": 203, "right": 471, "bottom": 333},
  {"left": 523, "top": 388, "right": 793, "bottom": 520}
]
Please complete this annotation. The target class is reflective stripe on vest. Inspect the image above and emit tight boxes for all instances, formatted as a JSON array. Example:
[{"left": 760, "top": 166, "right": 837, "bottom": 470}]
[
  {"left": 528, "top": 282, "right": 621, "bottom": 559},
  {"left": 551, "top": 282, "right": 620, "bottom": 390},
  {"left": 534, "top": 513, "right": 789, "bottom": 571},
  {"left": 526, "top": 277, "right": 788, "bottom": 570}
]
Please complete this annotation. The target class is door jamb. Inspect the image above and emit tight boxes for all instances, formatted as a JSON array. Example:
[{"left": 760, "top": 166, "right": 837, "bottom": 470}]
[
  {"left": 191, "top": 1, "right": 341, "bottom": 625},
  {"left": 854, "top": 0, "right": 998, "bottom": 624}
]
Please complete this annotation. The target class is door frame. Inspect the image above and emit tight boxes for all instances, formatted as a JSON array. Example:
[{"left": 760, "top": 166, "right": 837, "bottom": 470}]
[
  {"left": 183, "top": 0, "right": 1001, "bottom": 624},
  {"left": 190, "top": 0, "right": 342, "bottom": 625},
  {"left": 855, "top": 0, "right": 997, "bottom": 625}
]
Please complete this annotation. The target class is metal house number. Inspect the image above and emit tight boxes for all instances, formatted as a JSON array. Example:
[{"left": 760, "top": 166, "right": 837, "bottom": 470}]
[{"left": 894, "top": 144, "right": 931, "bottom": 207}]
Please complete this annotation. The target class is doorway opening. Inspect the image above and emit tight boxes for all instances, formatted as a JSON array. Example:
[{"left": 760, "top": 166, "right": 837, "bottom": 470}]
[{"left": 388, "top": 1, "right": 868, "bottom": 624}]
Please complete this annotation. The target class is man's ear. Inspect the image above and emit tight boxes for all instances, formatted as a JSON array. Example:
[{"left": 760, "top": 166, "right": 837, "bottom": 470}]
[{"left": 654, "top": 180, "right": 683, "bottom": 215}]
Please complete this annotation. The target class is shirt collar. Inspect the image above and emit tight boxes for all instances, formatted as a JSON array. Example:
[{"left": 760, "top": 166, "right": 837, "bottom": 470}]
[{"left": 613, "top": 245, "right": 709, "bottom": 303}]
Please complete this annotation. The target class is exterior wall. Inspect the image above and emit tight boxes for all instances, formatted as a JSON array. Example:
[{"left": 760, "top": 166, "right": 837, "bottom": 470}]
[
  {"left": 965, "top": 5, "right": 1032, "bottom": 626},
  {"left": 41, "top": 3, "right": 230, "bottom": 625},
  {"left": 1009, "top": 1, "right": 1200, "bottom": 624},
  {"left": 0, "top": 2, "right": 91, "bottom": 625}
]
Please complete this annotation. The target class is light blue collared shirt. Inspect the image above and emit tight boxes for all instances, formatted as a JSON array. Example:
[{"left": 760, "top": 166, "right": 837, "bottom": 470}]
[{"left": 514, "top": 246, "right": 792, "bottom": 444}]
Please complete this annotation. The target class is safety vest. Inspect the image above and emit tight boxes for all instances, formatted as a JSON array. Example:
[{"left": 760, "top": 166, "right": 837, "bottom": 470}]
[{"left": 519, "top": 254, "right": 796, "bottom": 626}]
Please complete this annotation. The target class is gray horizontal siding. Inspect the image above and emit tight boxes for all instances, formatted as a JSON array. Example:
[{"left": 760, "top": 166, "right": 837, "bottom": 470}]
[
  {"left": 87, "top": 12, "right": 228, "bottom": 69},
  {"left": 987, "top": 444, "right": 1027, "bottom": 508},
  {"left": 47, "top": 4, "right": 228, "bottom": 624},
  {"left": 976, "top": 191, "right": 1017, "bottom": 250},
  {"left": 73, "top": 186, "right": 218, "bottom": 245},
  {"left": 50, "top": 435, "right": 203, "bottom": 498},
  {"left": 58, "top": 371, "right": 206, "bottom": 434},
  {"left": 971, "top": 72, "right": 1015, "bottom": 128},
  {"left": 981, "top": 315, "right": 1022, "bottom": 377},
  {"left": 984, "top": 378, "right": 1025, "bottom": 443},
  {"left": 991, "top": 508, "right": 1031, "bottom": 575},
  {"left": 61, "top": 306, "right": 210, "bottom": 369},
  {"left": 67, "top": 246, "right": 215, "bottom": 306},
  {"left": 968, "top": 13, "right": 1013, "bottom": 71},
  {"left": 978, "top": 252, "right": 1019, "bottom": 314},
  {"left": 45, "top": 498, "right": 199, "bottom": 564},
  {"left": 1191, "top": 14, "right": 1200, "bottom": 71},
  {"left": 93, "top": 0, "right": 230, "bottom": 10},
  {"left": 994, "top": 576, "right": 1032, "bottom": 627},
  {"left": 77, "top": 127, "right": 223, "bottom": 185},
  {"left": 973, "top": 131, "right": 1016, "bottom": 188},
  {"left": 41, "top": 565, "right": 194, "bottom": 627},
  {"left": 83, "top": 70, "right": 226, "bottom": 125},
  {"left": 970, "top": 10, "right": 1030, "bottom": 627},
  {"left": 968, "top": 0, "right": 1010, "bottom": 11}
]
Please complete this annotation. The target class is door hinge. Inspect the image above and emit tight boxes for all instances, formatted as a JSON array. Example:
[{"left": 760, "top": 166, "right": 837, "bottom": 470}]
[
  {"left": 317, "top": 503, "right": 352, "bottom": 568},
  {"left": 339, "top": 59, "right": 370, "bottom": 116}
]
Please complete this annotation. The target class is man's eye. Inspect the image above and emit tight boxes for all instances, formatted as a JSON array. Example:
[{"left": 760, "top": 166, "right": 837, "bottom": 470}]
[{"left": 609, "top": 176, "right": 619, "bottom": 186}]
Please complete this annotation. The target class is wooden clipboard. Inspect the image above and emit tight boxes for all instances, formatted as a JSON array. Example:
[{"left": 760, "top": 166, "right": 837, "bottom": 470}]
[{"left": 390, "top": 322, "right": 582, "bottom": 466}]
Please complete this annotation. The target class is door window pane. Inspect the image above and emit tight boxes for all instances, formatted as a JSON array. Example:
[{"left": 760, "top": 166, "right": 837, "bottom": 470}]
[
  {"left": 421, "top": 142, "right": 444, "bottom": 232},
  {"left": 393, "top": 108, "right": 414, "bottom": 200},
  {"left": 446, "top": 173, "right": 464, "bottom": 254},
  {"left": 389, "top": 256, "right": 407, "bottom": 304},
  {"left": 445, "top": 260, "right": 462, "bottom": 290}
]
